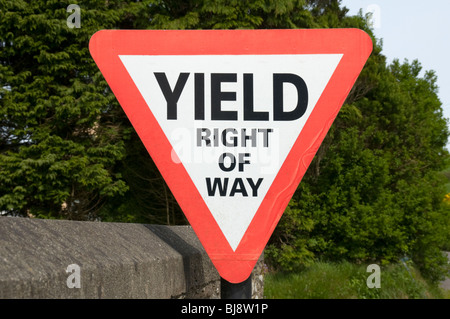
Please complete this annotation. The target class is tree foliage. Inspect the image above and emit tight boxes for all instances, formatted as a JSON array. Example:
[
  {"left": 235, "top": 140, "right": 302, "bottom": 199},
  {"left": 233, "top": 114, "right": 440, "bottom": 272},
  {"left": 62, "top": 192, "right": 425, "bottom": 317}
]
[
  {"left": 268, "top": 57, "right": 450, "bottom": 281},
  {"left": 1, "top": 0, "right": 449, "bottom": 280}
]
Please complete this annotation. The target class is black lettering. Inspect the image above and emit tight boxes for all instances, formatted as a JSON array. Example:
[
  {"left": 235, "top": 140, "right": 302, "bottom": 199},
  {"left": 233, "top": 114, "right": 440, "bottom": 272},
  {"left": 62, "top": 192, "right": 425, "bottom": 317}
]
[
  {"left": 241, "top": 128, "right": 257, "bottom": 147},
  {"left": 221, "top": 128, "right": 238, "bottom": 147},
  {"left": 197, "top": 128, "right": 211, "bottom": 146},
  {"left": 273, "top": 73, "right": 308, "bottom": 121},
  {"left": 154, "top": 72, "right": 190, "bottom": 120},
  {"left": 206, "top": 178, "right": 229, "bottom": 196},
  {"left": 211, "top": 73, "right": 237, "bottom": 121},
  {"left": 229, "top": 178, "right": 248, "bottom": 197},
  {"left": 238, "top": 153, "right": 250, "bottom": 172},
  {"left": 213, "top": 128, "right": 219, "bottom": 146},
  {"left": 244, "top": 74, "right": 269, "bottom": 121},
  {"left": 247, "top": 178, "right": 263, "bottom": 196},
  {"left": 258, "top": 128, "right": 273, "bottom": 147},
  {"left": 218, "top": 153, "right": 236, "bottom": 172},
  {"left": 195, "top": 73, "right": 205, "bottom": 120}
]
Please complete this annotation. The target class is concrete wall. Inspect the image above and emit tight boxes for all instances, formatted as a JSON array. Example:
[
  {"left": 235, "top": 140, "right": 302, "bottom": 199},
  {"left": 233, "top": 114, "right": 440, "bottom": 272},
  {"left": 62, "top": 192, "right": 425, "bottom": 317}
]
[{"left": 0, "top": 217, "right": 263, "bottom": 299}]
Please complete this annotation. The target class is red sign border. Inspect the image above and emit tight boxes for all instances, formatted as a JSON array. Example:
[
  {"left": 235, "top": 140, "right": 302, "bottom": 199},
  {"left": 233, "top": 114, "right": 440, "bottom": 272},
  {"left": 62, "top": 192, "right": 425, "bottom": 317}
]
[{"left": 89, "top": 29, "right": 373, "bottom": 283}]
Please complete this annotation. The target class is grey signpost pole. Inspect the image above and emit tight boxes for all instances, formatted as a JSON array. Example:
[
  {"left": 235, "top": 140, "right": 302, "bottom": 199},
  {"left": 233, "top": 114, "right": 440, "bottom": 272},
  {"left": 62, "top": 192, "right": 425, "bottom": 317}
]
[{"left": 220, "top": 274, "right": 252, "bottom": 299}]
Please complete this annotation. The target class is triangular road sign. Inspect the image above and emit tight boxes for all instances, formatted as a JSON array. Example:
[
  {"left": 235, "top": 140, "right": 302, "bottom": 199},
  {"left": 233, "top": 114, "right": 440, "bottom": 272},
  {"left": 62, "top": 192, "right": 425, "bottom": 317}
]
[{"left": 89, "top": 29, "right": 372, "bottom": 283}]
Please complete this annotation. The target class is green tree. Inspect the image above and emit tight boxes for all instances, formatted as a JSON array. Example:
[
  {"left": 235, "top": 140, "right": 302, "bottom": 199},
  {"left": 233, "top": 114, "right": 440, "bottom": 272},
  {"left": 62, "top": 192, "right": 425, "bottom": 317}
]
[
  {"left": 266, "top": 10, "right": 450, "bottom": 281},
  {"left": 0, "top": 0, "right": 146, "bottom": 219}
]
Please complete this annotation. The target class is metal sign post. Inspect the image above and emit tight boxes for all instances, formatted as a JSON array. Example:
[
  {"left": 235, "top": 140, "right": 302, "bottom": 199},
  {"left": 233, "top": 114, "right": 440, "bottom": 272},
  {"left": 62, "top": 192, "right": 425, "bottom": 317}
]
[{"left": 221, "top": 275, "right": 252, "bottom": 299}]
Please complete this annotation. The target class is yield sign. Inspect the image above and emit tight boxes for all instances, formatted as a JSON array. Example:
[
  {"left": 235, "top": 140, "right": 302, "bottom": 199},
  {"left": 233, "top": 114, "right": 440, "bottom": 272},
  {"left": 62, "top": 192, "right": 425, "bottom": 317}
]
[{"left": 89, "top": 29, "right": 372, "bottom": 283}]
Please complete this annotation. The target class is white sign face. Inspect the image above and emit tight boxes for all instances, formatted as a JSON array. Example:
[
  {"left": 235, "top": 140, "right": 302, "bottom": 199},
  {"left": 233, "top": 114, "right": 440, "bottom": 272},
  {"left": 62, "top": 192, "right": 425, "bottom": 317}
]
[{"left": 120, "top": 54, "right": 342, "bottom": 250}]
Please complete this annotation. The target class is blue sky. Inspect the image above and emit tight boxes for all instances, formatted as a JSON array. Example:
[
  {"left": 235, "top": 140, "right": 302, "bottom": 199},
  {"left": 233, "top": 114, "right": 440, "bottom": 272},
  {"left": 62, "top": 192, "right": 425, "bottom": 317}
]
[{"left": 341, "top": 0, "right": 450, "bottom": 138}]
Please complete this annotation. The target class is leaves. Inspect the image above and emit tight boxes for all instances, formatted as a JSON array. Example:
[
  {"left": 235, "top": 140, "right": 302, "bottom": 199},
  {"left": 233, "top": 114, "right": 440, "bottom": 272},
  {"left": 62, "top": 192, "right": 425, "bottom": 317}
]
[
  {"left": 264, "top": 3, "right": 450, "bottom": 281},
  {"left": 0, "top": 0, "right": 135, "bottom": 218}
]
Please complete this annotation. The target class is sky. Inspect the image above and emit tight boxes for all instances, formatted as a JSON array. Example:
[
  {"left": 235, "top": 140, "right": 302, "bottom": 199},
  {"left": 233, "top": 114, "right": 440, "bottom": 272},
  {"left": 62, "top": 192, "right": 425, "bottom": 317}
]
[{"left": 340, "top": 0, "right": 450, "bottom": 145}]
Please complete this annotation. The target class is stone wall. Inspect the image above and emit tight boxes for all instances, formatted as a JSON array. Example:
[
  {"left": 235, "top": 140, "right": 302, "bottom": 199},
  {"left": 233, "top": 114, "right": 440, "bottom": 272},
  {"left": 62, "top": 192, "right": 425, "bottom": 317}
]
[{"left": 0, "top": 217, "right": 263, "bottom": 299}]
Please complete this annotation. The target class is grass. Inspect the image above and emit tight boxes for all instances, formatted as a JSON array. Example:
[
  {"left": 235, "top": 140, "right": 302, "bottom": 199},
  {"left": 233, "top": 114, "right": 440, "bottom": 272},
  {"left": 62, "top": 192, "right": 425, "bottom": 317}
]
[
  {"left": 443, "top": 289, "right": 450, "bottom": 299},
  {"left": 264, "top": 261, "right": 446, "bottom": 299}
]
